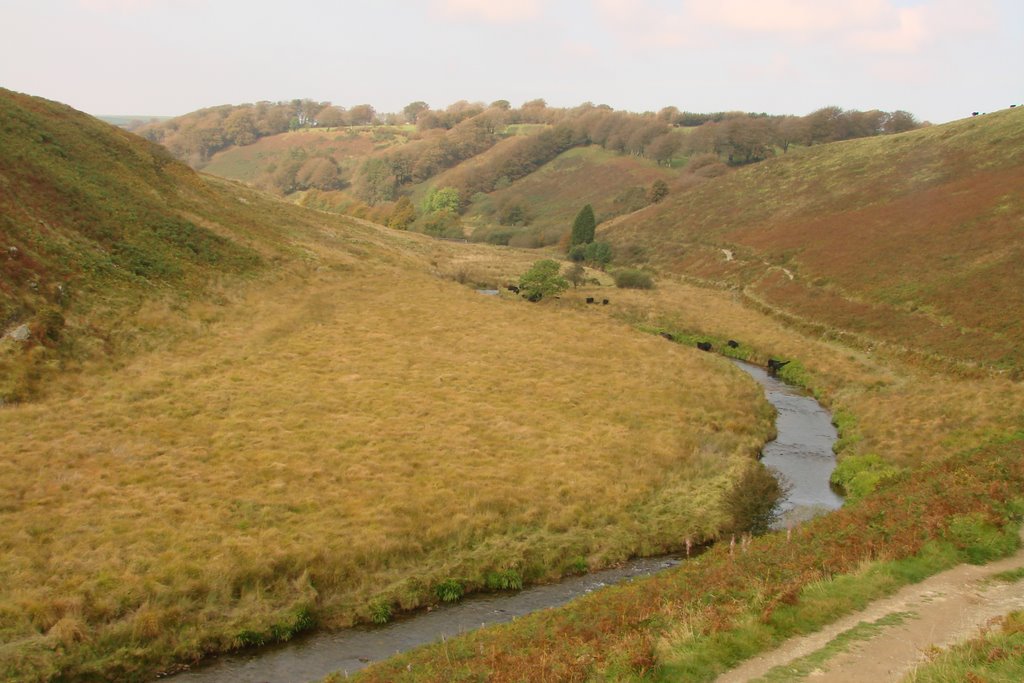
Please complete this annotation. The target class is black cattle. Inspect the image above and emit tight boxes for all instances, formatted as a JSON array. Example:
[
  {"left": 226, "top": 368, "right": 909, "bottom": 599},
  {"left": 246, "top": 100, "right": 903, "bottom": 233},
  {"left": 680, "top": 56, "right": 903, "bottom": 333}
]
[
  {"left": 767, "top": 358, "right": 790, "bottom": 376},
  {"left": 506, "top": 284, "right": 520, "bottom": 293},
  {"left": 602, "top": 299, "right": 609, "bottom": 305},
  {"left": 697, "top": 341, "right": 712, "bottom": 352},
  {"left": 972, "top": 112, "right": 980, "bottom": 116},
  {"left": 727, "top": 340, "right": 739, "bottom": 348},
  {"left": 586, "top": 297, "right": 595, "bottom": 304},
  {"left": 660, "top": 332, "right": 675, "bottom": 341}
]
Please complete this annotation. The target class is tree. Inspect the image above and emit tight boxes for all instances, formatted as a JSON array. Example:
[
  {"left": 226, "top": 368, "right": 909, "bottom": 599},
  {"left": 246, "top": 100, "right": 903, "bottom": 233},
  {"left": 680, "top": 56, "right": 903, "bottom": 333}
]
[
  {"left": 648, "top": 179, "right": 669, "bottom": 203},
  {"left": 570, "top": 204, "right": 596, "bottom": 247},
  {"left": 648, "top": 132, "right": 681, "bottom": 165},
  {"left": 584, "top": 242, "right": 613, "bottom": 268},
  {"left": 518, "top": 260, "right": 568, "bottom": 301},
  {"left": 498, "top": 200, "right": 530, "bottom": 226},
  {"left": 403, "top": 101, "right": 429, "bottom": 123},
  {"left": 348, "top": 104, "right": 376, "bottom": 126},
  {"left": 224, "top": 109, "right": 258, "bottom": 146},
  {"left": 566, "top": 262, "right": 586, "bottom": 288},
  {"left": 295, "top": 157, "right": 341, "bottom": 190},
  {"left": 424, "top": 186, "right": 460, "bottom": 214},
  {"left": 387, "top": 196, "right": 416, "bottom": 230},
  {"left": 315, "top": 106, "right": 346, "bottom": 128},
  {"left": 883, "top": 110, "right": 918, "bottom": 134}
]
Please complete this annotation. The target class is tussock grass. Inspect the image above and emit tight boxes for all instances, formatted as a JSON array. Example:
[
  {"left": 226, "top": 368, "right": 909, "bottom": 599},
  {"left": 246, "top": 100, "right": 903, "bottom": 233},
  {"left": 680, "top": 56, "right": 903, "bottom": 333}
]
[
  {"left": 0, "top": 263, "right": 773, "bottom": 680},
  {"left": 353, "top": 439, "right": 1024, "bottom": 682}
]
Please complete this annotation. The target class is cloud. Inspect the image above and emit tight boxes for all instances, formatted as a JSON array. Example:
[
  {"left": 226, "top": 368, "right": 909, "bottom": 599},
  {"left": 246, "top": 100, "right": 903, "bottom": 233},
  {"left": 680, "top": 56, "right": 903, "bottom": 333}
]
[
  {"left": 562, "top": 40, "right": 599, "bottom": 60},
  {"left": 594, "top": 0, "right": 996, "bottom": 54},
  {"left": 594, "top": 0, "right": 696, "bottom": 48},
  {"left": 76, "top": 0, "right": 201, "bottom": 12},
  {"left": 434, "top": 0, "right": 543, "bottom": 23}
]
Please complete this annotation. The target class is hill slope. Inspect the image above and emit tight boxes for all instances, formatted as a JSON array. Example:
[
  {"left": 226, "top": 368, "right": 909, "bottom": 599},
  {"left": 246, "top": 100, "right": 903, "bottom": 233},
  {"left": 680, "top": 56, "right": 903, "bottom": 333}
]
[
  {"left": 604, "top": 108, "right": 1024, "bottom": 367},
  {"left": 0, "top": 88, "right": 425, "bottom": 401},
  {"left": 0, "top": 91, "right": 780, "bottom": 682}
]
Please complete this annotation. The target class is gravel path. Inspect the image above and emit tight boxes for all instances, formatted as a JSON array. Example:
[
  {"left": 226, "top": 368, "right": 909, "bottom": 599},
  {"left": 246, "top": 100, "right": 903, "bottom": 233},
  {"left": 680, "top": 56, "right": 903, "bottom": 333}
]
[{"left": 716, "top": 530, "right": 1024, "bottom": 682}]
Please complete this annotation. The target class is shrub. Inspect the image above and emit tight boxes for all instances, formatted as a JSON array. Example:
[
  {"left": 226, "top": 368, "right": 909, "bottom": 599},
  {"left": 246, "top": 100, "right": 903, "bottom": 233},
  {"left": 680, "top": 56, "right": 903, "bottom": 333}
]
[
  {"left": 518, "top": 259, "right": 569, "bottom": 301},
  {"left": 613, "top": 268, "right": 654, "bottom": 289},
  {"left": 484, "top": 569, "right": 524, "bottom": 591},
  {"left": 435, "top": 579, "right": 464, "bottom": 603},
  {"left": 369, "top": 599, "right": 392, "bottom": 624},
  {"left": 584, "top": 241, "right": 613, "bottom": 268}
]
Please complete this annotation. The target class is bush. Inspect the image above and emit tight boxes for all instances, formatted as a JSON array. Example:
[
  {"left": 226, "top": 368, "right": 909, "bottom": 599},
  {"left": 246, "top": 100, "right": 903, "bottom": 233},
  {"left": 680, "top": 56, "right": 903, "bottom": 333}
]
[
  {"left": 613, "top": 268, "right": 654, "bottom": 289},
  {"left": 518, "top": 259, "right": 569, "bottom": 301},
  {"left": 584, "top": 241, "right": 613, "bottom": 268},
  {"left": 435, "top": 579, "right": 464, "bottom": 603},
  {"left": 484, "top": 569, "right": 523, "bottom": 591},
  {"left": 369, "top": 599, "right": 392, "bottom": 624}
]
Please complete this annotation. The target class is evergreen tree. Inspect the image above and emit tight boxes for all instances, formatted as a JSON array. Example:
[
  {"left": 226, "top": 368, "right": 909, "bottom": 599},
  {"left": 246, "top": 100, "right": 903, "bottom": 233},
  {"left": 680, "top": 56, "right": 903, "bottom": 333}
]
[{"left": 570, "top": 204, "right": 596, "bottom": 247}]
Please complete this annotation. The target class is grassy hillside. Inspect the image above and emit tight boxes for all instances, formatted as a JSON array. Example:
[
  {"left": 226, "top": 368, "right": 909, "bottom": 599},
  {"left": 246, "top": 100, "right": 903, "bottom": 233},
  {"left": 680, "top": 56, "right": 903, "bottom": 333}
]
[
  {"left": 202, "top": 125, "right": 412, "bottom": 185},
  {"left": 0, "top": 91, "right": 783, "bottom": 682},
  {"left": 603, "top": 108, "right": 1024, "bottom": 368},
  {"left": 0, "top": 89, "right": 426, "bottom": 402},
  {"left": 460, "top": 146, "right": 679, "bottom": 246}
]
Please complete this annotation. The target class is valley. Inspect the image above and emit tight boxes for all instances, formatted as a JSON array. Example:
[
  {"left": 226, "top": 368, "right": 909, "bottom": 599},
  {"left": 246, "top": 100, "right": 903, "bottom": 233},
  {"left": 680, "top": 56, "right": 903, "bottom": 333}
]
[{"left": 1, "top": 88, "right": 1023, "bottom": 683}]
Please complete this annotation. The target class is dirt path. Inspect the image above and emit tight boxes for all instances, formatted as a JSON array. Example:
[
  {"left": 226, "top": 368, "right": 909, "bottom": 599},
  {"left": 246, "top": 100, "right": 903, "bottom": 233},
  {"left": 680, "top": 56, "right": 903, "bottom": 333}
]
[{"left": 716, "top": 530, "right": 1024, "bottom": 682}]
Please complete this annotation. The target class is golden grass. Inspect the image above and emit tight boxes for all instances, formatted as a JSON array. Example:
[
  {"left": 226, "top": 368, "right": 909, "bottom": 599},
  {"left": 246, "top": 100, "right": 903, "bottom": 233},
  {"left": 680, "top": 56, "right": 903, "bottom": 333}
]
[
  {"left": 591, "top": 277, "right": 1024, "bottom": 467},
  {"left": 0, "top": 258, "right": 773, "bottom": 680}
]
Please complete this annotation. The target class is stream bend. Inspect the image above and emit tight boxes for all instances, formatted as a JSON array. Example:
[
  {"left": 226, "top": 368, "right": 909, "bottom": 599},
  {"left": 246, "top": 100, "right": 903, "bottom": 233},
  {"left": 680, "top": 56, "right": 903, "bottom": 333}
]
[{"left": 167, "top": 359, "right": 842, "bottom": 682}]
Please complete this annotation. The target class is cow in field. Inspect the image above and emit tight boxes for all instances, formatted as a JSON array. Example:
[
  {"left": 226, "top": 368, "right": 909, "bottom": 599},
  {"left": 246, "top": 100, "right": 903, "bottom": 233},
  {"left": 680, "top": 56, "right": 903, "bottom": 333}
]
[
  {"left": 697, "top": 341, "right": 712, "bottom": 352},
  {"left": 727, "top": 340, "right": 739, "bottom": 348},
  {"left": 767, "top": 359, "right": 790, "bottom": 376}
]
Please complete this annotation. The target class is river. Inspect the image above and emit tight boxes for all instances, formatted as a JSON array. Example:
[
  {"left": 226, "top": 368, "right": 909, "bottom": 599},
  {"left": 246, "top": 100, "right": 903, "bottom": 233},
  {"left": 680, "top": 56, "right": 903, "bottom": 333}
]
[{"left": 166, "top": 358, "right": 842, "bottom": 682}]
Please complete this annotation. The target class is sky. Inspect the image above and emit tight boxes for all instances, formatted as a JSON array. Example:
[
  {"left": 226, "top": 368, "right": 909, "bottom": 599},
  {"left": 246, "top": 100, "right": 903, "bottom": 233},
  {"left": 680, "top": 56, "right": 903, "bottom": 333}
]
[{"left": 1, "top": 0, "right": 1021, "bottom": 124}]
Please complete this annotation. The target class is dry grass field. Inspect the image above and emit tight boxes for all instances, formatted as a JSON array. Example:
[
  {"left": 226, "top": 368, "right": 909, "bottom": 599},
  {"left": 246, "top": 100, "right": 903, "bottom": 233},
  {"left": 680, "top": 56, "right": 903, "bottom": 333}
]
[
  {"left": 352, "top": 274, "right": 1024, "bottom": 682},
  {"left": 0, "top": 255, "right": 777, "bottom": 680}
]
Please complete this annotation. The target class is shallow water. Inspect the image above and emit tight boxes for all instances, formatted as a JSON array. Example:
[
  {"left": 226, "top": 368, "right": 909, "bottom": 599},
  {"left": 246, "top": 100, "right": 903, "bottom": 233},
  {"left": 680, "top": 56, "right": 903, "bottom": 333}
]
[
  {"left": 730, "top": 359, "right": 844, "bottom": 525},
  {"left": 166, "top": 359, "right": 841, "bottom": 682},
  {"left": 165, "top": 555, "right": 689, "bottom": 682}
]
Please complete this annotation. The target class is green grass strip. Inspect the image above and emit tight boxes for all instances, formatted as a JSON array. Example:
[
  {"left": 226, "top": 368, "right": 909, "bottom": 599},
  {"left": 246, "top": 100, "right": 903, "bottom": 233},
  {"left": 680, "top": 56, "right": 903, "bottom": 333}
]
[{"left": 755, "top": 611, "right": 916, "bottom": 682}]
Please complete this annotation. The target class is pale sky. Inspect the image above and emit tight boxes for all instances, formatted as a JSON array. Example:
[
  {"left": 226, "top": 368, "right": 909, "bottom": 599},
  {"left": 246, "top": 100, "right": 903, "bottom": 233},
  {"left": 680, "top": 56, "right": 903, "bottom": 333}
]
[{"left": 1, "top": 0, "right": 1021, "bottom": 123}]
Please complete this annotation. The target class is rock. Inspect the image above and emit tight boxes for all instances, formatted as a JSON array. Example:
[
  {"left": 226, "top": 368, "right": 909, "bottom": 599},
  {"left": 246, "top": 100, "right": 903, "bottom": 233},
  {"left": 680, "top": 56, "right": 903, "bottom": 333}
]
[{"left": 7, "top": 324, "right": 31, "bottom": 342}]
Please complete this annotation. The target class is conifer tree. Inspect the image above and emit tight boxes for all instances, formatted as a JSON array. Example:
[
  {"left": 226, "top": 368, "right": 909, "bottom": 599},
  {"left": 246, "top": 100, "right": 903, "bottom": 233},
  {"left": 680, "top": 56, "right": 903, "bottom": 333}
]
[{"left": 570, "top": 204, "right": 596, "bottom": 247}]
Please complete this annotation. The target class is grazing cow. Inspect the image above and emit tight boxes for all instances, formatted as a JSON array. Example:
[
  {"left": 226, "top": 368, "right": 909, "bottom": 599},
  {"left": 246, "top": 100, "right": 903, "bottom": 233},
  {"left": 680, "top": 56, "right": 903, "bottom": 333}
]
[
  {"left": 697, "top": 341, "right": 712, "bottom": 352},
  {"left": 727, "top": 340, "right": 739, "bottom": 348},
  {"left": 660, "top": 332, "right": 675, "bottom": 341},
  {"left": 972, "top": 112, "right": 980, "bottom": 116},
  {"left": 767, "top": 358, "right": 790, "bottom": 376},
  {"left": 586, "top": 297, "right": 594, "bottom": 304},
  {"left": 506, "top": 284, "right": 520, "bottom": 294},
  {"left": 602, "top": 299, "right": 609, "bottom": 305}
]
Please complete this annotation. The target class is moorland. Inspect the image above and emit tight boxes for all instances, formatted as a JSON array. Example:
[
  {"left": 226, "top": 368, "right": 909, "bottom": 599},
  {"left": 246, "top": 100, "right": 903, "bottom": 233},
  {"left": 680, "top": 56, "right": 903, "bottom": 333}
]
[{"left": 2, "top": 88, "right": 1023, "bottom": 682}]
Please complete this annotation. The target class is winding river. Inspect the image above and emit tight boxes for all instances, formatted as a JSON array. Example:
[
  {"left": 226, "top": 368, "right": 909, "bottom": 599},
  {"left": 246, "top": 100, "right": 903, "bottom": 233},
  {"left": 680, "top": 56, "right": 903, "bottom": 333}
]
[{"left": 166, "top": 359, "right": 842, "bottom": 682}]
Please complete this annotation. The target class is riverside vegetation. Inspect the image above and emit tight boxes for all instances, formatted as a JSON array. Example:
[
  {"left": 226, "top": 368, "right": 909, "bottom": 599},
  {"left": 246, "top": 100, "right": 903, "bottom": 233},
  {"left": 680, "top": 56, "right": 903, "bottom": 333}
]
[{"left": 2, "top": 87, "right": 1022, "bottom": 682}]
